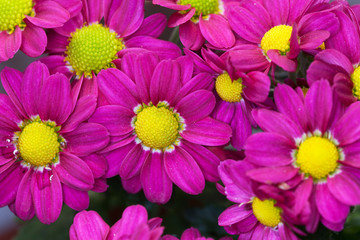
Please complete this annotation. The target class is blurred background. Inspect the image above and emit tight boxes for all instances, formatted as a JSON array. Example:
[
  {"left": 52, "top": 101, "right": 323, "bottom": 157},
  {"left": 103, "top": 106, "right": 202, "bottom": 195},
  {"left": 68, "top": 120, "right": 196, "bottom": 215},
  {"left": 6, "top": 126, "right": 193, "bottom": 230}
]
[{"left": 1, "top": 0, "right": 360, "bottom": 239}]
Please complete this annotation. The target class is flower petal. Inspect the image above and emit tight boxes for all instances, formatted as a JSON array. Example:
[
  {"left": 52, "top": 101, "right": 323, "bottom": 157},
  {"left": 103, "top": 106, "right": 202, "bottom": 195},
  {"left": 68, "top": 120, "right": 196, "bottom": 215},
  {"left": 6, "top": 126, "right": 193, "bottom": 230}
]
[
  {"left": 230, "top": 102, "right": 252, "bottom": 150},
  {"left": 218, "top": 204, "right": 253, "bottom": 226},
  {"left": 15, "top": 169, "right": 34, "bottom": 221},
  {"left": 0, "top": 27, "right": 21, "bottom": 62},
  {"left": 131, "top": 13, "right": 167, "bottom": 38},
  {"left": 20, "top": 22, "right": 46, "bottom": 57},
  {"left": 119, "top": 144, "right": 150, "bottom": 179},
  {"left": 70, "top": 211, "right": 109, "bottom": 240},
  {"left": 267, "top": 50, "right": 297, "bottom": 72},
  {"left": 0, "top": 163, "right": 22, "bottom": 207},
  {"left": 63, "top": 185, "right": 89, "bottom": 211},
  {"left": 179, "top": 20, "right": 205, "bottom": 51},
  {"left": 328, "top": 171, "right": 360, "bottom": 206},
  {"left": 247, "top": 166, "right": 299, "bottom": 184}
]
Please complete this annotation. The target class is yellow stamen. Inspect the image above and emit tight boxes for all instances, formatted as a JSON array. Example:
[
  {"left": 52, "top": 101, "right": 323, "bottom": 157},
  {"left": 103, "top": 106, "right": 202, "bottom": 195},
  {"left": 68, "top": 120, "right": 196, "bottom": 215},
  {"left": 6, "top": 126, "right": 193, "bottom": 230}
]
[
  {"left": 215, "top": 72, "right": 243, "bottom": 103},
  {"left": 261, "top": 25, "right": 292, "bottom": 55},
  {"left": 252, "top": 197, "right": 282, "bottom": 228},
  {"left": 351, "top": 66, "right": 360, "bottom": 100},
  {"left": 0, "top": 0, "right": 34, "bottom": 33}
]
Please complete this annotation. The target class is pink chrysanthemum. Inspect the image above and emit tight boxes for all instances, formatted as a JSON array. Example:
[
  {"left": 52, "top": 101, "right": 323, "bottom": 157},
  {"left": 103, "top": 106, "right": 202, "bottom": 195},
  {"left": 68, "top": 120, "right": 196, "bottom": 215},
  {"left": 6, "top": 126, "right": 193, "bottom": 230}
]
[
  {"left": 0, "top": 61, "right": 110, "bottom": 224},
  {"left": 153, "top": 0, "right": 237, "bottom": 50},
  {"left": 218, "top": 160, "right": 302, "bottom": 240},
  {"left": 227, "top": 0, "right": 339, "bottom": 72},
  {"left": 89, "top": 52, "right": 232, "bottom": 204},
  {"left": 41, "top": 0, "right": 181, "bottom": 79},
  {"left": 244, "top": 80, "right": 360, "bottom": 232},
  {"left": 185, "top": 48, "right": 270, "bottom": 149},
  {"left": 0, "top": 0, "right": 81, "bottom": 61},
  {"left": 307, "top": 10, "right": 360, "bottom": 105},
  {"left": 162, "top": 227, "right": 226, "bottom": 240},
  {"left": 70, "top": 205, "right": 164, "bottom": 240}
]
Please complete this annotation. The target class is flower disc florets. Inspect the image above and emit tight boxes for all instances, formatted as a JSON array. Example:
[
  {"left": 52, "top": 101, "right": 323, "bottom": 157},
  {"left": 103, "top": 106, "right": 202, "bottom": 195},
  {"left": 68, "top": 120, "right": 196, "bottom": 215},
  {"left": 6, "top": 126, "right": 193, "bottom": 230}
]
[
  {"left": 351, "top": 66, "right": 360, "bottom": 100},
  {"left": 261, "top": 25, "right": 292, "bottom": 55},
  {"left": 252, "top": 197, "right": 282, "bottom": 228},
  {"left": 0, "top": 0, "right": 34, "bottom": 33},
  {"left": 178, "top": 0, "right": 220, "bottom": 19},
  {"left": 215, "top": 72, "right": 243, "bottom": 103}
]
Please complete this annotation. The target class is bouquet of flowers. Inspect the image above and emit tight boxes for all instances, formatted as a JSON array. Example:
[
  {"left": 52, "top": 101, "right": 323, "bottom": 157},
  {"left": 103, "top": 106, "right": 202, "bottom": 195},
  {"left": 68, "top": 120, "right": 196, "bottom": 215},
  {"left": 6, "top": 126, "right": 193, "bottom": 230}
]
[{"left": 1, "top": 0, "right": 360, "bottom": 239}]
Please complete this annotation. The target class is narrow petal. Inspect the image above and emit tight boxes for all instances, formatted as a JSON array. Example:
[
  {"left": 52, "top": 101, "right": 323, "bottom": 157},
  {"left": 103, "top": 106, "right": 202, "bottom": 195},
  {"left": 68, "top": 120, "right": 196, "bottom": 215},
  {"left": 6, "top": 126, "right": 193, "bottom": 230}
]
[
  {"left": 181, "top": 117, "right": 231, "bottom": 146},
  {"left": 119, "top": 144, "right": 150, "bottom": 179},
  {"left": 71, "top": 211, "right": 109, "bottom": 240},
  {"left": 179, "top": 20, "right": 205, "bottom": 51},
  {"left": 20, "top": 22, "right": 46, "bottom": 57},
  {"left": 263, "top": 0, "right": 289, "bottom": 26},
  {"left": 82, "top": 154, "right": 107, "bottom": 179},
  {"left": 53, "top": 13, "right": 83, "bottom": 38},
  {"left": 140, "top": 152, "right": 173, "bottom": 203},
  {"left": 245, "top": 132, "right": 295, "bottom": 166},
  {"left": 109, "top": 0, "right": 144, "bottom": 38},
  {"left": 294, "top": 178, "right": 313, "bottom": 215},
  {"left": 315, "top": 183, "right": 349, "bottom": 223},
  {"left": 176, "top": 90, "right": 215, "bottom": 124},
  {"left": 51, "top": 0, "right": 82, "bottom": 18},
  {"left": 131, "top": 13, "right": 167, "bottom": 38},
  {"left": 212, "top": 101, "right": 235, "bottom": 124},
  {"left": 45, "top": 30, "right": 68, "bottom": 53},
  {"left": 199, "top": 14, "right": 235, "bottom": 49},
  {"left": 153, "top": 0, "right": 191, "bottom": 11},
  {"left": 38, "top": 73, "right": 72, "bottom": 125},
  {"left": 228, "top": 48, "right": 269, "bottom": 73},
  {"left": 230, "top": 102, "right": 252, "bottom": 150},
  {"left": 63, "top": 185, "right": 89, "bottom": 211},
  {"left": 164, "top": 146, "right": 205, "bottom": 194},
  {"left": 328, "top": 171, "right": 360, "bottom": 206},
  {"left": 218, "top": 204, "right": 252, "bottom": 226},
  {"left": 31, "top": 170, "right": 63, "bottom": 224},
  {"left": 168, "top": 8, "right": 195, "bottom": 27},
  {"left": 0, "top": 95, "right": 22, "bottom": 131},
  {"left": 89, "top": 105, "right": 134, "bottom": 136},
  {"left": 121, "top": 175, "right": 141, "bottom": 194},
  {"left": 242, "top": 71, "right": 270, "bottom": 103},
  {"left": 103, "top": 142, "right": 135, "bottom": 178},
  {"left": 55, "top": 152, "right": 94, "bottom": 190},
  {"left": 247, "top": 166, "right": 299, "bottom": 184},
  {"left": 267, "top": 50, "right": 297, "bottom": 72},
  {"left": 15, "top": 169, "right": 34, "bottom": 221},
  {"left": 27, "top": 1, "right": 70, "bottom": 28},
  {"left": 0, "top": 27, "right": 21, "bottom": 61}
]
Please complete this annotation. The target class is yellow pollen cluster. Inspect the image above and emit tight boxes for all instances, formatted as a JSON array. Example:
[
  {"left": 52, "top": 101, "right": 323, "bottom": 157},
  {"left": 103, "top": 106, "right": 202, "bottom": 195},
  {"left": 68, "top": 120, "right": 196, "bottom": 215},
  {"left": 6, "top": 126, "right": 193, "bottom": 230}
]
[
  {"left": 215, "top": 72, "right": 243, "bottom": 103},
  {"left": 135, "top": 105, "right": 180, "bottom": 149},
  {"left": 351, "top": 66, "right": 360, "bottom": 100},
  {"left": 252, "top": 197, "right": 282, "bottom": 228},
  {"left": 296, "top": 136, "right": 339, "bottom": 180},
  {"left": 178, "top": 0, "right": 219, "bottom": 19},
  {"left": 65, "top": 23, "right": 125, "bottom": 77},
  {"left": 261, "top": 25, "right": 293, "bottom": 55},
  {"left": 0, "top": 0, "right": 34, "bottom": 33},
  {"left": 18, "top": 121, "right": 61, "bottom": 167}
]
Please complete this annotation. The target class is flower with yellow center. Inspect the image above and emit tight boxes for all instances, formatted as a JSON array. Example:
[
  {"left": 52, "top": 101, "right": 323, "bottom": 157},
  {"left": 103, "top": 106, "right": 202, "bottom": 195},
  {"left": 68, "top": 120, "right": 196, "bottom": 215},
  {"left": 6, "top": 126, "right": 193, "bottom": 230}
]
[
  {"left": 65, "top": 23, "right": 125, "bottom": 78},
  {"left": 215, "top": 72, "right": 243, "bottom": 103},
  {"left": 351, "top": 66, "right": 360, "bottom": 100},
  {"left": 261, "top": 25, "right": 293, "bottom": 55},
  {"left": 296, "top": 136, "right": 340, "bottom": 180},
  {"left": 0, "top": 0, "right": 34, "bottom": 33},
  {"left": 16, "top": 118, "right": 64, "bottom": 167},
  {"left": 252, "top": 197, "right": 282, "bottom": 228},
  {"left": 178, "top": 0, "right": 220, "bottom": 20},
  {"left": 134, "top": 103, "right": 184, "bottom": 150}
]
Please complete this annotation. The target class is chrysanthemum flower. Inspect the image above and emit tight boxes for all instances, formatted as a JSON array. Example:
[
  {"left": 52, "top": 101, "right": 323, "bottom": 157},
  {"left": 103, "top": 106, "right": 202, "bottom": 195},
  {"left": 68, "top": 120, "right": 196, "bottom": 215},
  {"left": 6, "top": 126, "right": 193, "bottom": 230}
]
[
  {"left": 153, "top": 0, "right": 236, "bottom": 50},
  {"left": 227, "top": 0, "right": 339, "bottom": 72},
  {"left": 218, "top": 160, "right": 301, "bottom": 239},
  {"left": 41, "top": 0, "right": 181, "bottom": 79},
  {"left": 245, "top": 80, "right": 360, "bottom": 232},
  {"left": 70, "top": 205, "right": 164, "bottom": 240},
  {"left": 0, "top": 0, "right": 80, "bottom": 61},
  {"left": 185, "top": 48, "right": 270, "bottom": 149},
  {"left": 162, "top": 227, "right": 225, "bottom": 240},
  {"left": 307, "top": 10, "right": 360, "bottom": 105},
  {"left": 0, "top": 61, "right": 110, "bottom": 224},
  {"left": 89, "top": 52, "right": 232, "bottom": 203}
]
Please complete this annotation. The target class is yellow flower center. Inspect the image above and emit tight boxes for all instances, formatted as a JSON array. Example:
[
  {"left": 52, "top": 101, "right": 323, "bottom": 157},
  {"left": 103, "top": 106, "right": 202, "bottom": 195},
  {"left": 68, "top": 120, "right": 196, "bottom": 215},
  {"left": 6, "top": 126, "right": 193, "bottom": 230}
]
[
  {"left": 261, "top": 25, "right": 292, "bottom": 55},
  {"left": 18, "top": 121, "right": 61, "bottom": 167},
  {"left": 296, "top": 136, "right": 339, "bottom": 180},
  {"left": 351, "top": 66, "right": 360, "bottom": 100},
  {"left": 252, "top": 197, "right": 282, "bottom": 228},
  {"left": 134, "top": 105, "right": 182, "bottom": 149},
  {"left": 65, "top": 23, "right": 125, "bottom": 78},
  {"left": 215, "top": 72, "right": 243, "bottom": 103},
  {"left": 178, "top": 0, "right": 219, "bottom": 19},
  {"left": 0, "top": 0, "right": 34, "bottom": 33}
]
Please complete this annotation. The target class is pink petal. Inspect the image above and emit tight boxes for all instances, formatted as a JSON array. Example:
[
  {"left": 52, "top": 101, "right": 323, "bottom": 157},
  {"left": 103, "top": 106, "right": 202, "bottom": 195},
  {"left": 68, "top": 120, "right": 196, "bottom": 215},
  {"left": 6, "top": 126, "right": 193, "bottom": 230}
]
[
  {"left": 164, "top": 146, "right": 205, "bottom": 195},
  {"left": 45, "top": 30, "right": 68, "bottom": 53},
  {"left": 31, "top": 170, "right": 63, "bottom": 224},
  {"left": 0, "top": 27, "right": 21, "bottom": 62},
  {"left": 263, "top": 0, "right": 289, "bottom": 26},
  {"left": 64, "top": 123, "right": 110, "bottom": 156},
  {"left": 63, "top": 185, "right": 89, "bottom": 211},
  {"left": 267, "top": 50, "right": 297, "bottom": 72},
  {"left": 119, "top": 144, "right": 150, "bottom": 179},
  {"left": 20, "top": 22, "right": 46, "bottom": 57},
  {"left": 53, "top": 13, "right": 83, "bottom": 38},
  {"left": 228, "top": 47, "right": 269, "bottom": 73},
  {"left": 55, "top": 152, "right": 94, "bottom": 190},
  {"left": 153, "top": 0, "right": 191, "bottom": 11},
  {"left": 0, "top": 163, "right": 23, "bottom": 207},
  {"left": 247, "top": 166, "right": 299, "bottom": 184},
  {"left": 199, "top": 14, "right": 235, "bottom": 49},
  {"left": 27, "top": 0, "right": 70, "bottom": 28},
  {"left": 176, "top": 90, "right": 215, "bottom": 124},
  {"left": 328, "top": 171, "right": 360, "bottom": 206},
  {"left": 181, "top": 117, "right": 231, "bottom": 146},
  {"left": 179, "top": 20, "right": 205, "bottom": 51},
  {"left": 242, "top": 71, "right": 270, "bottom": 103},
  {"left": 245, "top": 132, "right": 295, "bottom": 166},
  {"left": 293, "top": 178, "right": 313, "bottom": 216},
  {"left": 218, "top": 204, "right": 252, "bottom": 226},
  {"left": 131, "top": 13, "right": 167, "bottom": 38},
  {"left": 168, "top": 8, "right": 195, "bottom": 28},
  {"left": 140, "top": 152, "right": 173, "bottom": 203},
  {"left": 51, "top": 0, "right": 82, "bottom": 18},
  {"left": 121, "top": 175, "right": 141, "bottom": 194},
  {"left": 82, "top": 153, "right": 107, "bottom": 179},
  {"left": 15, "top": 169, "right": 34, "bottom": 221},
  {"left": 103, "top": 142, "right": 135, "bottom": 178},
  {"left": 0, "top": 95, "right": 22, "bottom": 131},
  {"left": 230, "top": 102, "right": 252, "bottom": 150},
  {"left": 212, "top": 101, "right": 235, "bottom": 124},
  {"left": 70, "top": 211, "right": 109, "bottom": 240}
]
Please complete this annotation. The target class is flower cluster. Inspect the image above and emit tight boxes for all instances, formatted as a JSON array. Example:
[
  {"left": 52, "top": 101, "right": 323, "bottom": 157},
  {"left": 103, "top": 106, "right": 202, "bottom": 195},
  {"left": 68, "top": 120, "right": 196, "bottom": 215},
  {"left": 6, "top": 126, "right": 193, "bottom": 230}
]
[{"left": 0, "top": 0, "right": 360, "bottom": 239}]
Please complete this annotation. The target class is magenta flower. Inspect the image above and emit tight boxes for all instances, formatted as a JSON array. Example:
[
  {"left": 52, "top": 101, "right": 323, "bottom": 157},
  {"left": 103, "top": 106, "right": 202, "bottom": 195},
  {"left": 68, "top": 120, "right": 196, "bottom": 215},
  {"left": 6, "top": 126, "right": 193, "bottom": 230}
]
[
  {"left": 0, "top": 0, "right": 80, "bottom": 61},
  {"left": 41, "top": 0, "right": 181, "bottom": 79},
  {"left": 227, "top": 0, "right": 339, "bottom": 72},
  {"left": 89, "top": 52, "right": 232, "bottom": 204},
  {"left": 0, "top": 61, "right": 110, "bottom": 224},
  {"left": 185, "top": 48, "right": 270, "bottom": 149},
  {"left": 162, "top": 227, "right": 221, "bottom": 240},
  {"left": 307, "top": 10, "right": 360, "bottom": 105},
  {"left": 153, "top": 0, "right": 236, "bottom": 50},
  {"left": 70, "top": 205, "right": 164, "bottom": 240},
  {"left": 245, "top": 80, "right": 360, "bottom": 232},
  {"left": 218, "top": 160, "right": 301, "bottom": 240}
]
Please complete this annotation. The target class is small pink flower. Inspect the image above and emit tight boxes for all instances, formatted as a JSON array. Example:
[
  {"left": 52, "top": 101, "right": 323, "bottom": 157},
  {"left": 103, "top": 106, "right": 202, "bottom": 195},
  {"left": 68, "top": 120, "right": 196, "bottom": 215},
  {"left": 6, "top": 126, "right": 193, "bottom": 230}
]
[
  {"left": 70, "top": 205, "right": 164, "bottom": 240},
  {"left": 0, "top": 61, "right": 110, "bottom": 224},
  {"left": 0, "top": 0, "right": 80, "bottom": 61}
]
